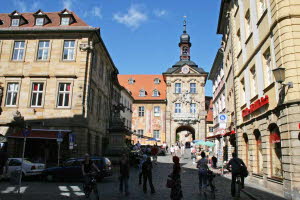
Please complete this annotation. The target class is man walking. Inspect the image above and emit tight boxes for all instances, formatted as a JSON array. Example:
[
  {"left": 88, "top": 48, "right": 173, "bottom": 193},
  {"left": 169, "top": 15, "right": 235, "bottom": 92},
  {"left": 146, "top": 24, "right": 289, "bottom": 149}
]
[
  {"left": 119, "top": 153, "right": 130, "bottom": 196},
  {"left": 226, "top": 152, "right": 246, "bottom": 197},
  {"left": 142, "top": 156, "right": 155, "bottom": 194},
  {"left": 211, "top": 155, "right": 217, "bottom": 168}
]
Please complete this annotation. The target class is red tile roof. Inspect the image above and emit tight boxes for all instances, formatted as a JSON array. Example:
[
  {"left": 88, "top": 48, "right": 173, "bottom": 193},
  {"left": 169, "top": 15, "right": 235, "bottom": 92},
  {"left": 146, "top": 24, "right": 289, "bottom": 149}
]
[
  {"left": 118, "top": 75, "right": 166, "bottom": 101},
  {"left": 0, "top": 10, "right": 89, "bottom": 29}
]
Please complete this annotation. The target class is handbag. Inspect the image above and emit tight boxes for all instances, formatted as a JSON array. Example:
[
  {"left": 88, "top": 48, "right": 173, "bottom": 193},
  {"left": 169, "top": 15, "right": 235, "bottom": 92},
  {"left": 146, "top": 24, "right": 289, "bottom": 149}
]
[{"left": 166, "top": 178, "right": 175, "bottom": 188}]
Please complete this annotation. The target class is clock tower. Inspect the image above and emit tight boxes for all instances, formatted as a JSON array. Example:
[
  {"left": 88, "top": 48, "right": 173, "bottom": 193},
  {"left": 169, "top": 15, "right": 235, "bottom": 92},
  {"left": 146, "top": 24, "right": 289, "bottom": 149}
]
[{"left": 163, "top": 18, "right": 208, "bottom": 145}]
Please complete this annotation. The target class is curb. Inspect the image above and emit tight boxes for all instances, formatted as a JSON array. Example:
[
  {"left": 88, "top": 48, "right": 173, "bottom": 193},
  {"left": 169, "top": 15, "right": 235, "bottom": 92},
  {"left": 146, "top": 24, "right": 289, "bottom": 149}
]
[{"left": 241, "top": 189, "right": 258, "bottom": 200}]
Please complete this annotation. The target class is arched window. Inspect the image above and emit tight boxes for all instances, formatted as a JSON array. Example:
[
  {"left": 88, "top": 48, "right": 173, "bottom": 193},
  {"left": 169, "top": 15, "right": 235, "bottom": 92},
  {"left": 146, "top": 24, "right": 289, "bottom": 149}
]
[
  {"left": 128, "top": 78, "right": 135, "bottom": 84},
  {"left": 254, "top": 129, "right": 263, "bottom": 175},
  {"left": 268, "top": 123, "right": 283, "bottom": 178},
  {"left": 139, "top": 89, "right": 146, "bottom": 97},
  {"left": 152, "top": 89, "right": 160, "bottom": 97},
  {"left": 154, "top": 78, "right": 160, "bottom": 84},
  {"left": 243, "top": 133, "right": 249, "bottom": 166}
]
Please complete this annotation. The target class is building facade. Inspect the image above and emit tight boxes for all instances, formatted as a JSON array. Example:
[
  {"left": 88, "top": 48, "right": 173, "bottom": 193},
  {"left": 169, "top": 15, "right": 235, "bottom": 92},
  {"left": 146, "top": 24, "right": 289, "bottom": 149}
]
[
  {"left": 118, "top": 75, "right": 167, "bottom": 145},
  {"left": 217, "top": 0, "right": 300, "bottom": 198},
  {"left": 0, "top": 9, "right": 124, "bottom": 165}
]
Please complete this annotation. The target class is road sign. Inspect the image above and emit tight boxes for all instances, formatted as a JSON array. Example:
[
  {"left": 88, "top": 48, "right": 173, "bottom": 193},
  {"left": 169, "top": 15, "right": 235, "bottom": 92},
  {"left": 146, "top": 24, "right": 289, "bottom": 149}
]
[
  {"left": 218, "top": 114, "right": 227, "bottom": 124},
  {"left": 22, "top": 128, "right": 31, "bottom": 137},
  {"left": 69, "top": 133, "right": 75, "bottom": 143},
  {"left": 57, "top": 132, "right": 63, "bottom": 143}
]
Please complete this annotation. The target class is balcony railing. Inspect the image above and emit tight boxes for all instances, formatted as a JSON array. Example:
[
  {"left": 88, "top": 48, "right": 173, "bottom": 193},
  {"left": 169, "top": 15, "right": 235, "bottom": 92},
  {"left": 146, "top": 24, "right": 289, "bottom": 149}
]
[{"left": 173, "top": 113, "right": 199, "bottom": 122}]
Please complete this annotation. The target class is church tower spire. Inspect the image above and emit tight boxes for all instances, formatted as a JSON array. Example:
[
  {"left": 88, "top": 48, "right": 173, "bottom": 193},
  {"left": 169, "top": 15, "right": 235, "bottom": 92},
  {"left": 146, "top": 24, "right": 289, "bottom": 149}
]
[{"left": 179, "top": 16, "right": 191, "bottom": 61}]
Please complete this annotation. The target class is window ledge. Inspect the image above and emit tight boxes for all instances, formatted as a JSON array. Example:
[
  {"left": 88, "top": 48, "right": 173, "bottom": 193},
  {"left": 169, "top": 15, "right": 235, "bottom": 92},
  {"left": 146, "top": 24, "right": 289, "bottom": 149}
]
[
  {"left": 245, "top": 32, "right": 253, "bottom": 45},
  {"left": 36, "top": 60, "right": 50, "bottom": 62},
  {"left": 237, "top": 49, "right": 242, "bottom": 59},
  {"left": 56, "top": 107, "right": 72, "bottom": 109},
  {"left": 240, "top": 103, "right": 247, "bottom": 110},
  {"left": 62, "top": 60, "right": 75, "bottom": 62},
  {"left": 10, "top": 60, "right": 25, "bottom": 62},
  {"left": 263, "top": 82, "right": 275, "bottom": 93},
  {"left": 250, "top": 94, "right": 259, "bottom": 103},
  {"left": 257, "top": 9, "right": 268, "bottom": 27}
]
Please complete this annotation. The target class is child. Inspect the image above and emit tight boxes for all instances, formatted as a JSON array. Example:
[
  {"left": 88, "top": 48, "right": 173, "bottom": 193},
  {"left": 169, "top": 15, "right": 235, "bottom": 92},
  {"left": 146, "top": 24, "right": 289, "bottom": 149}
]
[{"left": 207, "top": 169, "right": 218, "bottom": 192}]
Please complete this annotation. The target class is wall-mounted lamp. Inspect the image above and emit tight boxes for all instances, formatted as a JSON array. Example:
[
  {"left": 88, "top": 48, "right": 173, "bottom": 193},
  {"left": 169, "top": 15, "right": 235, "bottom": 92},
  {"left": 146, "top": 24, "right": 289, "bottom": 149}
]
[{"left": 272, "top": 67, "right": 293, "bottom": 88}]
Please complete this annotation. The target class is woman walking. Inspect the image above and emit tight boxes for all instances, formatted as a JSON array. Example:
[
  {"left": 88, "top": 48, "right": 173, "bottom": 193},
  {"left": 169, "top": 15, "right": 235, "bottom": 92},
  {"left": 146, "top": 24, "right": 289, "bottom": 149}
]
[
  {"left": 169, "top": 156, "right": 183, "bottom": 200},
  {"left": 197, "top": 151, "right": 209, "bottom": 193}
]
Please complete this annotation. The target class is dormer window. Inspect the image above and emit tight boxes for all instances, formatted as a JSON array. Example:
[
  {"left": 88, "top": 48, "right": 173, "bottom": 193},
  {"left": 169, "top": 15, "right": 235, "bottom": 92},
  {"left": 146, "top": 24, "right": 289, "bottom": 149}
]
[
  {"left": 11, "top": 18, "right": 19, "bottom": 26},
  {"left": 139, "top": 89, "right": 146, "bottom": 97},
  {"left": 61, "top": 17, "right": 70, "bottom": 25},
  {"left": 153, "top": 90, "right": 160, "bottom": 97},
  {"left": 154, "top": 78, "right": 160, "bottom": 84},
  {"left": 35, "top": 18, "right": 44, "bottom": 26},
  {"left": 128, "top": 78, "right": 135, "bottom": 84}
]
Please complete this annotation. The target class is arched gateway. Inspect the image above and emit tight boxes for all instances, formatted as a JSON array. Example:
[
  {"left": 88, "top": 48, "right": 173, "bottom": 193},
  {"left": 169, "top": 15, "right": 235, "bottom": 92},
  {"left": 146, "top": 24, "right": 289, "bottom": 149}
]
[
  {"left": 176, "top": 126, "right": 195, "bottom": 147},
  {"left": 163, "top": 18, "right": 208, "bottom": 145}
]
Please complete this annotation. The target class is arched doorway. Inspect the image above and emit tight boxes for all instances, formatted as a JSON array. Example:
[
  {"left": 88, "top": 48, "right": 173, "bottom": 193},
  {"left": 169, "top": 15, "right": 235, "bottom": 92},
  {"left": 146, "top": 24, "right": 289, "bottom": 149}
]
[
  {"left": 176, "top": 126, "right": 195, "bottom": 148},
  {"left": 254, "top": 129, "right": 263, "bottom": 175},
  {"left": 268, "top": 123, "right": 283, "bottom": 178}
]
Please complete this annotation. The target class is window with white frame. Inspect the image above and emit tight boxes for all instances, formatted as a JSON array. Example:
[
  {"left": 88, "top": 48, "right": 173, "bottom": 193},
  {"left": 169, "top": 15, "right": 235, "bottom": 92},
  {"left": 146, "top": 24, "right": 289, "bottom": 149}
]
[
  {"left": 31, "top": 83, "right": 44, "bottom": 107},
  {"left": 153, "top": 130, "right": 160, "bottom": 139},
  {"left": 37, "top": 40, "right": 50, "bottom": 60},
  {"left": 138, "top": 106, "right": 145, "bottom": 117},
  {"left": 153, "top": 89, "right": 159, "bottom": 97},
  {"left": 61, "top": 17, "right": 70, "bottom": 25},
  {"left": 35, "top": 18, "right": 44, "bottom": 26},
  {"left": 154, "top": 106, "right": 160, "bottom": 117},
  {"left": 128, "top": 78, "right": 135, "bottom": 84},
  {"left": 190, "top": 83, "right": 196, "bottom": 93},
  {"left": 11, "top": 18, "right": 20, "bottom": 26},
  {"left": 137, "top": 129, "right": 144, "bottom": 137},
  {"left": 175, "top": 103, "right": 181, "bottom": 113},
  {"left": 257, "top": 0, "right": 267, "bottom": 18},
  {"left": 57, "top": 83, "right": 71, "bottom": 107},
  {"left": 264, "top": 49, "right": 273, "bottom": 86},
  {"left": 209, "top": 127, "right": 214, "bottom": 132},
  {"left": 154, "top": 78, "right": 160, "bottom": 84},
  {"left": 250, "top": 66, "right": 257, "bottom": 97},
  {"left": 12, "top": 41, "right": 25, "bottom": 61},
  {"left": 190, "top": 103, "right": 196, "bottom": 113},
  {"left": 5, "top": 83, "right": 19, "bottom": 106},
  {"left": 63, "top": 40, "right": 75, "bottom": 61},
  {"left": 175, "top": 83, "right": 181, "bottom": 94},
  {"left": 139, "top": 89, "right": 146, "bottom": 97},
  {"left": 245, "top": 10, "right": 251, "bottom": 38}
]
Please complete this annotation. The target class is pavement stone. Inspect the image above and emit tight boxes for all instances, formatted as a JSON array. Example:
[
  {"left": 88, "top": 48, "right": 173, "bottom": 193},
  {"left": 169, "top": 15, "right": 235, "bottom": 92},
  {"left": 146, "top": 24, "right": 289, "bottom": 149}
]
[{"left": 0, "top": 154, "right": 285, "bottom": 200}]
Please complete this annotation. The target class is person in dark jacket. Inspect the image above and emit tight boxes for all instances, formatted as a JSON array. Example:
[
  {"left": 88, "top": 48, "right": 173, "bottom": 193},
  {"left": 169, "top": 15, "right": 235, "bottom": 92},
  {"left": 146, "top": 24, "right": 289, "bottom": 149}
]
[
  {"left": 211, "top": 155, "right": 217, "bottom": 168},
  {"left": 142, "top": 156, "right": 155, "bottom": 194},
  {"left": 226, "top": 152, "right": 246, "bottom": 197},
  {"left": 169, "top": 156, "right": 183, "bottom": 200},
  {"left": 119, "top": 153, "right": 130, "bottom": 196}
]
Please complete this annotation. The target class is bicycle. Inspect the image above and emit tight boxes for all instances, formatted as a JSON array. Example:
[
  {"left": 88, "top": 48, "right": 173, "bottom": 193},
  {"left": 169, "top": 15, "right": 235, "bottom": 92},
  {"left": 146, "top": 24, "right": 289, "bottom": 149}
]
[
  {"left": 235, "top": 174, "right": 242, "bottom": 198},
  {"left": 83, "top": 172, "right": 100, "bottom": 200}
]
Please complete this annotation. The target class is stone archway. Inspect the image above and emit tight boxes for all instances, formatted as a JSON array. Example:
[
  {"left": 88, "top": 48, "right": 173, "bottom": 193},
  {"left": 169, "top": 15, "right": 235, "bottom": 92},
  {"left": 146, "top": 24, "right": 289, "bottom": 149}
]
[{"left": 176, "top": 126, "right": 195, "bottom": 147}]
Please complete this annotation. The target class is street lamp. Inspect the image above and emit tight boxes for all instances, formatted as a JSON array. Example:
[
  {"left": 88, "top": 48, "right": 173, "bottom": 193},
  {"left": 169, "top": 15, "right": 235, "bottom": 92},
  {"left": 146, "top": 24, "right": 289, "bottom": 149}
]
[{"left": 272, "top": 67, "right": 293, "bottom": 88}]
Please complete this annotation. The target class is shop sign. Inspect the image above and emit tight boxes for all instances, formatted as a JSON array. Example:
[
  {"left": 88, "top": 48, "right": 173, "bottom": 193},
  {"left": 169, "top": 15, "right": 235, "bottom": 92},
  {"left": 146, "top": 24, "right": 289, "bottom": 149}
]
[
  {"left": 242, "top": 95, "right": 269, "bottom": 118},
  {"left": 270, "top": 132, "right": 281, "bottom": 144}
]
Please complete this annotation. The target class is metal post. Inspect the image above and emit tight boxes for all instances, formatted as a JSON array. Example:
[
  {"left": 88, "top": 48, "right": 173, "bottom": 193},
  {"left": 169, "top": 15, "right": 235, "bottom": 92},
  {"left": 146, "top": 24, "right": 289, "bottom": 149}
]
[
  {"left": 221, "top": 135, "right": 224, "bottom": 175},
  {"left": 57, "top": 142, "right": 60, "bottom": 167},
  {"left": 18, "top": 136, "right": 26, "bottom": 194}
]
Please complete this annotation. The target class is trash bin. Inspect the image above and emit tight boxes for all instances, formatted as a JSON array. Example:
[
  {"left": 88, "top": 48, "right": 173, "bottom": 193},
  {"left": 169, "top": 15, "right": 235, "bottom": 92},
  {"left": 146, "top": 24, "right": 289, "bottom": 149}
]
[{"left": 10, "top": 170, "right": 21, "bottom": 185}]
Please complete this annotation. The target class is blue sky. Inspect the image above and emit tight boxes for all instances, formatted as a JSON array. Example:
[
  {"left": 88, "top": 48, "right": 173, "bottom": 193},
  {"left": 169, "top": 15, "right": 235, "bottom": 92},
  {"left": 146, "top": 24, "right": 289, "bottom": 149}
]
[{"left": 2, "top": 0, "right": 222, "bottom": 96}]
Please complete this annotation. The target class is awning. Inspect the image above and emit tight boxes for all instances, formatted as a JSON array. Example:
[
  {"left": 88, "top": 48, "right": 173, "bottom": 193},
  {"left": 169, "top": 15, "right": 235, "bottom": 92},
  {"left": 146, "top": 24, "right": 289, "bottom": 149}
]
[
  {"left": 223, "top": 130, "right": 236, "bottom": 137},
  {"left": 206, "top": 134, "right": 221, "bottom": 140},
  {"left": 8, "top": 129, "right": 71, "bottom": 140},
  {"left": 270, "top": 133, "right": 281, "bottom": 144}
]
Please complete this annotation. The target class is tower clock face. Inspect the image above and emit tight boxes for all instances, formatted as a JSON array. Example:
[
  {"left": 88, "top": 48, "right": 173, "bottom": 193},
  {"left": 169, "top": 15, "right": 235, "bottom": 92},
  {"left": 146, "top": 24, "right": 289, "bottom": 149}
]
[{"left": 181, "top": 65, "right": 190, "bottom": 74}]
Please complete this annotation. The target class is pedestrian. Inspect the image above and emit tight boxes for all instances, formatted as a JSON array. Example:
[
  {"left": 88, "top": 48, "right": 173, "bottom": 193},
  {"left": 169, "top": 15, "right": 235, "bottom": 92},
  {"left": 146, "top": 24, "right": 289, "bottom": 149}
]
[
  {"left": 146, "top": 145, "right": 151, "bottom": 156},
  {"left": 226, "top": 152, "right": 247, "bottom": 197},
  {"left": 169, "top": 156, "right": 183, "bottom": 200},
  {"left": 212, "top": 155, "right": 217, "bottom": 168},
  {"left": 151, "top": 145, "right": 159, "bottom": 164},
  {"left": 174, "top": 145, "right": 179, "bottom": 156},
  {"left": 166, "top": 144, "right": 169, "bottom": 153},
  {"left": 142, "top": 156, "right": 155, "bottom": 194},
  {"left": 0, "top": 150, "right": 8, "bottom": 180},
  {"left": 170, "top": 145, "right": 175, "bottom": 156},
  {"left": 139, "top": 154, "right": 147, "bottom": 185},
  {"left": 180, "top": 142, "right": 185, "bottom": 157},
  {"left": 119, "top": 153, "right": 130, "bottom": 196},
  {"left": 191, "top": 146, "right": 196, "bottom": 164},
  {"left": 196, "top": 151, "right": 209, "bottom": 193}
]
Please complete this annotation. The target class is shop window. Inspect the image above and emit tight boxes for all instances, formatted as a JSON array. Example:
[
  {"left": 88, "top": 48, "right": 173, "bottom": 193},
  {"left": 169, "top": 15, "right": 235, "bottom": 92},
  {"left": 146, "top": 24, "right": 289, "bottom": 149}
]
[
  {"left": 268, "top": 123, "right": 283, "bottom": 179},
  {"left": 254, "top": 129, "right": 263, "bottom": 175}
]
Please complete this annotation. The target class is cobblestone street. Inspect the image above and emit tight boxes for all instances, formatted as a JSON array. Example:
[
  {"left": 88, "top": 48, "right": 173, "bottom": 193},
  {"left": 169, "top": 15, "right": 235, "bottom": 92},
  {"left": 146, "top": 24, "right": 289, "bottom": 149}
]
[{"left": 0, "top": 155, "right": 286, "bottom": 200}]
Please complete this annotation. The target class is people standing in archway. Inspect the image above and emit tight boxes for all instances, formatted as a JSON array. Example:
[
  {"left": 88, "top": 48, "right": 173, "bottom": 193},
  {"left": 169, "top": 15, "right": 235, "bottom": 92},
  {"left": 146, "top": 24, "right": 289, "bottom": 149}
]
[
  {"left": 180, "top": 142, "right": 185, "bottom": 157},
  {"left": 175, "top": 144, "right": 179, "bottom": 156}
]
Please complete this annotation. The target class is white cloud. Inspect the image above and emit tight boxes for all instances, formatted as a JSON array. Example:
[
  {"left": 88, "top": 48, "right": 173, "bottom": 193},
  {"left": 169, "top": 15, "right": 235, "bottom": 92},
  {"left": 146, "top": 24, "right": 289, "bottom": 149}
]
[
  {"left": 153, "top": 9, "right": 167, "bottom": 17},
  {"left": 13, "top": 0, "right": 41, "bottom": 12},
  {"left": 62, "top": 0, "right": 73, "bottom": 10},
  {"left": 113, "top": 5, "right": 148, "bottom": 30},
  {"left": 92, "top": 7, "right": 102, "bottom": 19}
]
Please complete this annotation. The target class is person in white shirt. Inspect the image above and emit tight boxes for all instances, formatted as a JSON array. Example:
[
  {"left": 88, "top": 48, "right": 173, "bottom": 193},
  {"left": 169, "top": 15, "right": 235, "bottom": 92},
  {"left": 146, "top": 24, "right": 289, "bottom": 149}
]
[
  {"left": 170, "top": 145, "right": 175, "bottom": 156},
  {"left": 174, "top": 145, "right": 179, "bottom": 156},
  {"left": 180, "top": 142, "right": 185, "bottom": 157}
]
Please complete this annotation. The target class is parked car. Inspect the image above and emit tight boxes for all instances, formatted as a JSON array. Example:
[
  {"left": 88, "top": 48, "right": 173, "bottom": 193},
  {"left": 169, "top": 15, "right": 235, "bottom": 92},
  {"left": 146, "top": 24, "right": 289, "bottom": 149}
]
[
  {"left": 42, "top": 157, "right": 112, "bottom": 182},
  {"left": 6, "top": 158, "right": 45, "bottom": 178}
]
